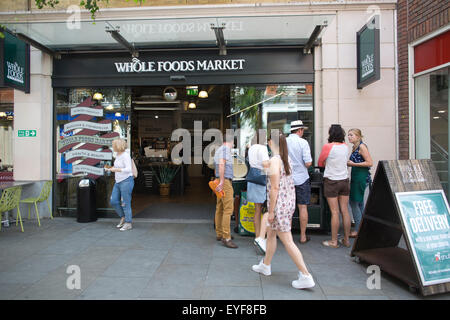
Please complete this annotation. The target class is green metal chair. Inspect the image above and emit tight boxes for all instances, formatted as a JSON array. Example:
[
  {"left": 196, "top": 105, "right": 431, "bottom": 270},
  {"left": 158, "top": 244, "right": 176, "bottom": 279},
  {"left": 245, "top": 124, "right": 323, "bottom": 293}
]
[
  {"left": 20, "top": 181, "right": 53, "bottom": 227},
  {"left": 0, "top": 186, "right": 24, "bottom": 232}
]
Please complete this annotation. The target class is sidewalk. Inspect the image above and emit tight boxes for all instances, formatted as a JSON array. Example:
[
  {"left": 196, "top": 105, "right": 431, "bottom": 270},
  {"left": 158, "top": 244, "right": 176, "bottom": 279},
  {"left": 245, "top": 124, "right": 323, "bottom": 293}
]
[{"left": 0, "top": 217, "right": 449, "bottom": 300}]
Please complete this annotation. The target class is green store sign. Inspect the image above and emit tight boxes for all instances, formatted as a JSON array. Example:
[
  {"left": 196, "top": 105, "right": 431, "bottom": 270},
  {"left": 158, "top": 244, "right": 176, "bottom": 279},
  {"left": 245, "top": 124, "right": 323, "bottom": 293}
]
[
  {"left": 396, "top": 190, "right": 450, "bottom": 286},
  {"left": 0, "top": 29, "right": 30, "bottom": 93},
  {"left": 356, "top": 16, "right": 380, "bottom": 89}
]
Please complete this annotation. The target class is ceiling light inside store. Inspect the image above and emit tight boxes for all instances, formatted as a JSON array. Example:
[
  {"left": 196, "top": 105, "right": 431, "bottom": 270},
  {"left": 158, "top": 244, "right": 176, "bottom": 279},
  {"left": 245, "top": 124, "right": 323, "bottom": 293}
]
[
  {"left": 188, "top": 103, "right": 196, "bottom": 109},
  {"left": 93, "top": 92, "right": 103, "bottom": 100},
  {"left": 198, "top": 90, "right": 208, "bottom": 98},
  {"left": 115, "top": 112, "right": 122, "bottom": 117},
  {"left": 106, "top": 104, "right": 114, "bottom": 110},
  {"left": 438, "top": 110, "right": 446, "bottom": 113},
  {"left": 155, "top": 115, "right": 159, "bottom": 119},
  {"left": 433, "top": 116, "right": 440, "bottom": 119},
  {"left": 0, "top": 112, "right": 6, "bottom": 117}
]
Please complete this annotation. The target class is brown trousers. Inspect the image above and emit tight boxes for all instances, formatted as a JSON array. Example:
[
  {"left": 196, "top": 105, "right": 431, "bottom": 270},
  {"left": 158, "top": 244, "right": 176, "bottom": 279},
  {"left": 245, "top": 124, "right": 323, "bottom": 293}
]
[{"left": 215, "top": 179, "right": 234, "bottom": 240}]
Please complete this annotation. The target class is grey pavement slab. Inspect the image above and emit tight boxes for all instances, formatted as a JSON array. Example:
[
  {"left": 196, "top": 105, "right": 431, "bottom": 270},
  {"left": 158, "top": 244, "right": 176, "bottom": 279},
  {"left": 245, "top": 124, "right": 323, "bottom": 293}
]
[
  {"left": 206, "top": 257, "right": 260, "bottom": 287},
  {"left": 201, "top": 286, "right": 263, "bottom": 300},
  {"left": 78, "top": 276, "right": 151, "bottom": 300},
  {"left": 140, "top": 264, "right": 208, "bottom": 299}
]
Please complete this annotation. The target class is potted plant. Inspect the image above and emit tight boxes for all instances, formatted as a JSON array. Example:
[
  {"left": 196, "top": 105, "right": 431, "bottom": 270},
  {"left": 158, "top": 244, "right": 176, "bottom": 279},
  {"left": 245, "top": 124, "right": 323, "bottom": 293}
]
[{"left": 155, "top": 165, "right": 180, "bottom": 196}]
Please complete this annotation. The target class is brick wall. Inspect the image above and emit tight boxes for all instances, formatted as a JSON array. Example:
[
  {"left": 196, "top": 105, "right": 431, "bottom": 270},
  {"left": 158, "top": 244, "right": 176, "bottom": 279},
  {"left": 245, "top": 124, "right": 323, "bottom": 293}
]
[{"left": 397, "top": 0, "right": 450, "bottom": 159}]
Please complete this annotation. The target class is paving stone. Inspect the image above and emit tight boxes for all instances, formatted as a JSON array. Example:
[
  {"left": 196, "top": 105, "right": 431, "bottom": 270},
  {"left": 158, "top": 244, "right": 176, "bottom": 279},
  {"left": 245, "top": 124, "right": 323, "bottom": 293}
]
[
  {"left": 201, "top": 286, "right": 263, "bottom": 300},
  {"left": 140, "top": 264, "right": 208, "bottom": 299},
  {"left": 206, "top": 257, "right": 260, "bottom": 287},
  {"left": 78, "top": 276, "right": 151, "bottom": 300},
  {"left": 260, "top": 272, "right": 326, "bottom": 300}
]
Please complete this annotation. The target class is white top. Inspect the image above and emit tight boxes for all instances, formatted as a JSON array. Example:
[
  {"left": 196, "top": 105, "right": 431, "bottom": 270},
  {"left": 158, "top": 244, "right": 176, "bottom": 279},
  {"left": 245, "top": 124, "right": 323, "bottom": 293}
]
[
  {"left": 286, "top": 134, "right": 312, "bottom": 185},
  {"left": 248, "top": 144, "right": 270, "bottom": 171},
  {"left": 113, "top": 152, "right": 133, "bottom": 183},
  {"left": 320, "top": 143, "right": 349, "bottom": 180}
]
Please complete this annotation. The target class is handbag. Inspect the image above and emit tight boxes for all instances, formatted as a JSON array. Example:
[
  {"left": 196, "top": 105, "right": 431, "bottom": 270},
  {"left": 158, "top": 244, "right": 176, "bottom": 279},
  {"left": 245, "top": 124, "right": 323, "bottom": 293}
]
[{"left": 246, "top": 166, "right": 267, "bottom": 186}]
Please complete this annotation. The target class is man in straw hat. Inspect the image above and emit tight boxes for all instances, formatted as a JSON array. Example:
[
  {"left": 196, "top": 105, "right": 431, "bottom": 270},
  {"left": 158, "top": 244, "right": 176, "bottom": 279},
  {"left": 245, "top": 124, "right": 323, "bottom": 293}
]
[{"left": 286, "top": 120, "right": 313, "bottom": 244}]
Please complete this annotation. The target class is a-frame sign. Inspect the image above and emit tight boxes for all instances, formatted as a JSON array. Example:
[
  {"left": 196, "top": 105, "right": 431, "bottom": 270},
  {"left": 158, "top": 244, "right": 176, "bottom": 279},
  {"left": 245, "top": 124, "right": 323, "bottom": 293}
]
[{"left": 351, "top": 159, "right": 450, "bottom": 296}]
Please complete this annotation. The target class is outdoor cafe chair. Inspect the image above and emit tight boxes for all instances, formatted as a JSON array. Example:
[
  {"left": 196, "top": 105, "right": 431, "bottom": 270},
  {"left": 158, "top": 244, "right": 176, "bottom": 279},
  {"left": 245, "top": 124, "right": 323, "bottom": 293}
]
[
  {"left": 0, "top": 186, "right": 24, "bottom": 232},
  {"left": 20, "top": 181, "right": 53, "bottom": 227}
]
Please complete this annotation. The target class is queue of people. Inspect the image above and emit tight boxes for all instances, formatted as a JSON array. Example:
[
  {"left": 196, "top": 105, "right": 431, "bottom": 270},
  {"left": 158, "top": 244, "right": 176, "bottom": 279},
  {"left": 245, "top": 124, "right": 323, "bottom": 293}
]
[{"left": 210, "top": 121, "right": 373, "bottom": 290}]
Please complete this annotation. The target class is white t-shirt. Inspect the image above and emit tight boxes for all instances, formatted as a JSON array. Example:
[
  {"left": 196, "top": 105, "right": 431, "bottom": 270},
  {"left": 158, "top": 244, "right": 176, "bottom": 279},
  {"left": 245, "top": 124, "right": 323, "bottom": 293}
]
[
  {"left": 318, "top": 143, "right": 349, "bottom": 180},
  {"left": 248, "top": 144, "right": 270, "bottom": 171},
  {"left": 113, "top": 152, "right": 133, "bottom": 183}
]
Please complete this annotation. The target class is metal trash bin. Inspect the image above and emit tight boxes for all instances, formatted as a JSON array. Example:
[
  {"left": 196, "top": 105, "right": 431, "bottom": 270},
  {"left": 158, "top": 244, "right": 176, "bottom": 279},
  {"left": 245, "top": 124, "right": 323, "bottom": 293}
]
[{"left": 77, "top": 178, "right": 97, "bottom": 223}]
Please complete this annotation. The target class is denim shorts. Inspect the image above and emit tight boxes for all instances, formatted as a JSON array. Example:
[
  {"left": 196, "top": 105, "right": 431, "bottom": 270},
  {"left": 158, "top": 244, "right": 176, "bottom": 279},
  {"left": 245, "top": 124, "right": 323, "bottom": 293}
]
[
  {"left": 247, "top": 182, "right": 266, "bottom": 204},
  {"left": 295, "top": 179, "right": 311, "bottom": 205}
]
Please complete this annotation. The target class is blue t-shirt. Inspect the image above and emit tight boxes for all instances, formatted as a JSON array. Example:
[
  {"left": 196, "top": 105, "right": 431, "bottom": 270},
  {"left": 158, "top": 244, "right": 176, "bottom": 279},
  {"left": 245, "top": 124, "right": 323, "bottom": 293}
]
[
  {"left": 214, "top": 145, "right": 234, "bottom": 180},
  {"left": 286, "top": 134, "right": 312, "bottom": 185}
]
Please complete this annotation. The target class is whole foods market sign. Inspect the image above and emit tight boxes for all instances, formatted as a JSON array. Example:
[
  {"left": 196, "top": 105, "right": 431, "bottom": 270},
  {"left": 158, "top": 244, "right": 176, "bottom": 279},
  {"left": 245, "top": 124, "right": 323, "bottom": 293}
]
[
  {"left": 114, "top": 57, "right": 246, "bottom": 73},
  {"left": 395, "top": 190, "right": 450, "bottom": 286},
  {"left": 356, "top": 16, "right": 380, "bottom": 89},
  {"left": 0, "top": 29, "right": 30, "bottom": 93}
]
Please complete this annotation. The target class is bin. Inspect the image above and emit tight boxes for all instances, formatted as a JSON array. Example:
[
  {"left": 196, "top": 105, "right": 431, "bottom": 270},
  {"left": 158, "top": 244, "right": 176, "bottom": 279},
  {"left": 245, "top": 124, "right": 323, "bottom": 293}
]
[{"left": 77, "top": 178, "right": 97, "bottom": 223}]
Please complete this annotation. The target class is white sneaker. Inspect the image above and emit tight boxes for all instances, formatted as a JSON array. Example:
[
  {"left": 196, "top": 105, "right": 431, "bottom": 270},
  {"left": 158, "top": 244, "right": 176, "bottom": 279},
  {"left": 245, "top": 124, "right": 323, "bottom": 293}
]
[
  {"left": 119, "top": 223, "right": 132, "bottom": 231},
  {"left": 252, "top": 259, "right": 271, "bottom": 276},
  {"left": 116, "top": 218, "right": 125, "bottom": 228},
  {"left": 292, "top": 271, "right": 315, "bottom": 289},
  {"left": 254, "top": 238, "right": 267, "bottom": 254}
]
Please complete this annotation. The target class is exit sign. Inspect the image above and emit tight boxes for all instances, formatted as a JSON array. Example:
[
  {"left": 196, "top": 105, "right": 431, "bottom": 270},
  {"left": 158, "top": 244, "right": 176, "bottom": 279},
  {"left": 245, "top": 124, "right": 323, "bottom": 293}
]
[{"left": 18, "top": 130, "right": 36, "bottom": 137}]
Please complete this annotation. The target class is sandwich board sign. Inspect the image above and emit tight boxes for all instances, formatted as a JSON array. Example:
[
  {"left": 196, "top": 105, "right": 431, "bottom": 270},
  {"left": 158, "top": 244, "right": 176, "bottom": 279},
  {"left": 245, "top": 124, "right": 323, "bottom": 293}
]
[
  {"left": 351, "top": 159, "right": 450, "bottom": 296},
  {"left": 395, "top": 190, "right": 450, "bottom": 286}
]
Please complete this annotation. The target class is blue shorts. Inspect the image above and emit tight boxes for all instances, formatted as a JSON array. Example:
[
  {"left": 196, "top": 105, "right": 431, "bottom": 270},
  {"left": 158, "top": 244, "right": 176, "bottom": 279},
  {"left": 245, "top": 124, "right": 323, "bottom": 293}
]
[
  {"left": 247, "top": 182, "right": 266, "bottom": 204},
  {"left": 295, "top": 179, "right": 311, "bottom": 205}
]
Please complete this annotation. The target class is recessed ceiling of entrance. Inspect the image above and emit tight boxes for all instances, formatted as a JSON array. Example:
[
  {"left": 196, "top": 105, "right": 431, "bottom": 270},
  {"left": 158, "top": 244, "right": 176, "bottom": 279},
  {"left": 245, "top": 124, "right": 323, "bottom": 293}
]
[{"left": 2, "top": 15, "right": 334, "bottom": 51}]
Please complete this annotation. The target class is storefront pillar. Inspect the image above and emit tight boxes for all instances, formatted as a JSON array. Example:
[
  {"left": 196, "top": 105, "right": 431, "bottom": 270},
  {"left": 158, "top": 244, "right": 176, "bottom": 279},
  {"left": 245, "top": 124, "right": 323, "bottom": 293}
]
[{"left": 13, "top": 47, "right": 53, "bottom": 181}]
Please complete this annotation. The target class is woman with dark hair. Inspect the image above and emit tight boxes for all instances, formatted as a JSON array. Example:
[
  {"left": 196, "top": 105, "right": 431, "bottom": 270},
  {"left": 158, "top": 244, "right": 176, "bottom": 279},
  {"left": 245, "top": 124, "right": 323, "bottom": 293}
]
[
  {"left": 318, "top": 124, "right": 351, "bottom": 248},
  {"left": 252, "top": 132, "right": 315, "bottom": 289}
]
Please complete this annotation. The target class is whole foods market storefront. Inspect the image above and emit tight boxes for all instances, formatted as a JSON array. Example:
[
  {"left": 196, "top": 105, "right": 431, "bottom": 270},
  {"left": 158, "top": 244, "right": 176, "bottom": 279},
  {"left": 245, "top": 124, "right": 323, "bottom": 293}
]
[
  {"left": 52, "top": 47, "right": 316, "bottom": 218},
  {"left": 2, "top": 3, "right": 398, "bottom": 222}
]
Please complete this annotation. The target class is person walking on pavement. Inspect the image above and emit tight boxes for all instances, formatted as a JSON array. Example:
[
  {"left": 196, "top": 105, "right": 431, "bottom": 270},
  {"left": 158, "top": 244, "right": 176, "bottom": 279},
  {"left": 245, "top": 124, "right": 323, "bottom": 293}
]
[
  {"left": 214, "top": 139, "right": 238, "bottom": 249},
  {"left": 347, "top": 128, "right": 373, "bottom": 238},
  {"left": 286, "top": 120, "right": 313, "bottom": 244},
  {"left": 318, "top": 124, "right": 351, "bottom": 248},
  {"left": 247, "top": 137, "right": 270, "bottom": 254},
  {"left": 252, "top": 132, "right": 315, "bottom": 289},
  {"left": 105, "top": 138, "right": 135, "bottom": 231}
]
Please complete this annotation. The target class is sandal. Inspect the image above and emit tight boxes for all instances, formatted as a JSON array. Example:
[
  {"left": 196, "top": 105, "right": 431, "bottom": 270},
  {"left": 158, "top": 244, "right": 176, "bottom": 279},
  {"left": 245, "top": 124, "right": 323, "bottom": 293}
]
[
  {"left": 322, "top": 240, "right": 339, "bottom": 248},
  {"left": 338, "top": 238, "right": 351, "bottom": 248},
  {"left": 349, "top": 232, "right": 358, "bottom": 238}
]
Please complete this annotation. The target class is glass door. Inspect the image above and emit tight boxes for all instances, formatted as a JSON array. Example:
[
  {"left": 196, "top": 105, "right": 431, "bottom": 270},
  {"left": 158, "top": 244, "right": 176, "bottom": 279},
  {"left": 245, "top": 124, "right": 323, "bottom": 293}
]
[{"left": 415, "top": 67, "right": 449, "bottom": 198}]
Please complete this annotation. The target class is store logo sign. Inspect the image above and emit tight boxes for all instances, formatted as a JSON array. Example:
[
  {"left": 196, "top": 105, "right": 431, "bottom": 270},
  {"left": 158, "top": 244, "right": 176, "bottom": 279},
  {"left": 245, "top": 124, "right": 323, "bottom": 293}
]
[
  {"left": 361, "top": 54, "right": 374, "bottom": 78},
  {"left": 6, "top": 61, "right": 24, "bottom": 84},
  {"left": 114, "top": 57, "right": 246, "bottom": 73},
  {"left": 435, "top": 252, "right": 450, "bottom": 262}
]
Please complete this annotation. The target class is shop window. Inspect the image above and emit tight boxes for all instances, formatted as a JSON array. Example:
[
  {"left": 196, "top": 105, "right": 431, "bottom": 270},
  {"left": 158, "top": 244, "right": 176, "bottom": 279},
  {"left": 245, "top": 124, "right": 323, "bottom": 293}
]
[
  {"left": 54, "top": 88, "right": 131, "bottom": 216},
  {"left": 0, "top": 88, "right": 14, "bottom": 181},
  {"left": 230, "top": 84, "right": 314, "bottom": 156},
  {"left": 415, "top": 67, "right": 449, "bottom": 197}
]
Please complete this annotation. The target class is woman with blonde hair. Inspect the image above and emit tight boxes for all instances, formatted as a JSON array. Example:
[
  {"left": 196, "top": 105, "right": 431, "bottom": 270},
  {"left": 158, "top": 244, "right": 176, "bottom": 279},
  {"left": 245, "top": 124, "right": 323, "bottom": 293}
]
[
  {"left": 105, "top": 138, "right": 135, "bottom": 231},
  {"left": 347, "top": 128, "right": 373, "bottom": 238}
]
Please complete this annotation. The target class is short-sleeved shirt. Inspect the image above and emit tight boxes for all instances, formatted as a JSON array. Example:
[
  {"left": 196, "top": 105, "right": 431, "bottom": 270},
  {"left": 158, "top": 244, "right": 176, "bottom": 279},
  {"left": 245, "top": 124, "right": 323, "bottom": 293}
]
[
  {"left": 318, "top": 143, "right": 349, "bottom": 180},
  {"left": 286, "top": 134, "right": 313, "bottom": 185},
  {"left": 248, "top": 144, "right": 270, "bottom": 171},
  {"left": 214, "top": 145, "right": 234, "bottom": 179}
]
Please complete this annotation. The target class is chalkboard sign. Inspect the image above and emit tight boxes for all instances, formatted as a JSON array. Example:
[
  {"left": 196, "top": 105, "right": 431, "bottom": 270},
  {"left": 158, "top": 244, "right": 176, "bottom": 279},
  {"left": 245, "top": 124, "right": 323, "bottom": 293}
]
[{"left": 351, "top": 159, "right": 450, "bottom": 296}]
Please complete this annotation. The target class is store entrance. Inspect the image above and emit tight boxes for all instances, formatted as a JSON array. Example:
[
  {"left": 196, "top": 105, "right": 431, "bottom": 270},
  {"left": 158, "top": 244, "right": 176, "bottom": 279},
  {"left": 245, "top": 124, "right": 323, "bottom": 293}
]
[{"left": 130, "top": 85, "right": 230, "bottom": 220}]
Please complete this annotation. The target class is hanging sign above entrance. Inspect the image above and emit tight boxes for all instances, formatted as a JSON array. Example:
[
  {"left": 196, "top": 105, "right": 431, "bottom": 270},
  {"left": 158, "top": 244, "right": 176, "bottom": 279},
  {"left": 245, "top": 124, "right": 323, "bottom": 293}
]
[
  {"left": 356, "top": 15, "right": 380, "bottom": 89},
  {"left": 0, "top": 29, "right": 30, "bottom": 93}
]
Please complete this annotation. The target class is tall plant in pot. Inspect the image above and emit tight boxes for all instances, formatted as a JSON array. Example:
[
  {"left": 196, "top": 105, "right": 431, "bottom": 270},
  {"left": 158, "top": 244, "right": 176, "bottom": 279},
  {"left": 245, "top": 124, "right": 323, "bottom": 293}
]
[{"left": 155, "top": 165, "right": 180, "bottom": 196}]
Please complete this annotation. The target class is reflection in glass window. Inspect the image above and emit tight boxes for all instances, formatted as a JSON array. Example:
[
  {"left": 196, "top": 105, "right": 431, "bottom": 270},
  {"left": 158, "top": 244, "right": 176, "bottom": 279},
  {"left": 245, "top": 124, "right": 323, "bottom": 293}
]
[
  {"left": 230, "top": 84, "right": 314, "bottom": 157},
  {"left": 54, "top": 88, "right": 131, "bottom": 215}
]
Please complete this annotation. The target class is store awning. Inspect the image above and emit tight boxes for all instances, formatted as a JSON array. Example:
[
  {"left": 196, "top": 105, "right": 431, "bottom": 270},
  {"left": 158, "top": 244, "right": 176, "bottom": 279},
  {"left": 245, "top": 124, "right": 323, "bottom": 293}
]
[{"left": 2, "top": 14, "right": 334, "bottom": 55}]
